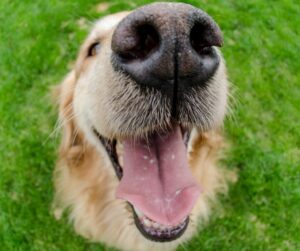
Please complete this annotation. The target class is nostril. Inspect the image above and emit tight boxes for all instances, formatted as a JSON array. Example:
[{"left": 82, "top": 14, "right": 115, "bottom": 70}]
[
  {"left": 190, "top": 23, "right": 213, "bottom": 56},
  {"left": 117, "top": 24, "right": 160, "bottom": 62}
]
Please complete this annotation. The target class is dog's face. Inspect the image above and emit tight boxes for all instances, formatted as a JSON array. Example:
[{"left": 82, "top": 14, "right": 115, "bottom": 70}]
[{"left": 63, "top": 2, "right": 228, "bottom": 246}]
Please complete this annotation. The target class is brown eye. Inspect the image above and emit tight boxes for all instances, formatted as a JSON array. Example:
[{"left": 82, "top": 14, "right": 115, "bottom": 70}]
[{"left": 88, "top": 42, "right": 101, "bottom": 57}]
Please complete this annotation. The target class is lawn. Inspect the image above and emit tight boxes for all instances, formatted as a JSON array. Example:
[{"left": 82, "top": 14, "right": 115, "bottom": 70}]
[{"left": 0, "top": 0, "right": 299, "bottom": 250}]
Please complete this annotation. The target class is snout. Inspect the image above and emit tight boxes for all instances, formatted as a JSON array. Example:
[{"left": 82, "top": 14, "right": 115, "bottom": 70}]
[{"left": 111, "top": 2, "right": 223, "bottom": 95}]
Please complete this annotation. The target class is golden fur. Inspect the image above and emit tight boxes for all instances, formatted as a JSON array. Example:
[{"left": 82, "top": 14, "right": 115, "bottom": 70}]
[{"left": 53, "top": 11, "right": 235, "bottom": 251}]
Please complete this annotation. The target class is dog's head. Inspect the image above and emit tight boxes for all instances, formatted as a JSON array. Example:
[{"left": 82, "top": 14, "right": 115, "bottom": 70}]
[{"left": 58, "top": 2, "right": 228, "bottom": 246}]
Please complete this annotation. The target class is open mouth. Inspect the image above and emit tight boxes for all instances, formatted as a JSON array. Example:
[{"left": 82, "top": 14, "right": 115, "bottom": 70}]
[{"left": 93, "top": 125, "right": 200, "bottom": 242}]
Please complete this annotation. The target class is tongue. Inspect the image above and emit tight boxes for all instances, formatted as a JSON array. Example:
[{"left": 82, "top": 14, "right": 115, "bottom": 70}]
[{"left": 116, "top": 126, "right": 200, "bottom": 226}]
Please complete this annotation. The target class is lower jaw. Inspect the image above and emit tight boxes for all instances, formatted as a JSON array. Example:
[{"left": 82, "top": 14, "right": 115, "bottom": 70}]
[
  {"left": 93, "top": 126, "right": 192, "bottom": 241},
  {"left": 131, "top": 205, "right": 189, "bottom": 242}
]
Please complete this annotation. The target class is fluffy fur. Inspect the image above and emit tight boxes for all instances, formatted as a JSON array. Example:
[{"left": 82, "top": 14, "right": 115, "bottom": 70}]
[{"left": 53, "top": 10, "right": 235, "bottom": 251}]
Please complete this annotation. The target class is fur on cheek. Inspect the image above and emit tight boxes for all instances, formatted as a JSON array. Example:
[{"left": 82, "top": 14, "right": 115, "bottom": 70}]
[{"left": 79, "top": 57, "right": 173, "bottom": 139}]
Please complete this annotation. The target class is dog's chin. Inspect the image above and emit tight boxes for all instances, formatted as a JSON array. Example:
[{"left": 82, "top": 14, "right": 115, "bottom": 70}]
[{"left": 92, "top": 124, "right": 197, "bottom": 242}]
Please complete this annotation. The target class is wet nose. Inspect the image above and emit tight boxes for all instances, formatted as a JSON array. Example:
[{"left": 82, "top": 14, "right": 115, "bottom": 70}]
[{"left": 111, "top": 2, "right": 223, "bottom": 94}]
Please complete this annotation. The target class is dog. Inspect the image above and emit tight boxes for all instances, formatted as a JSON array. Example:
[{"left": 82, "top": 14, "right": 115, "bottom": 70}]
[{"left": 53, "top": 2, "right": 234, "bottom": 251}]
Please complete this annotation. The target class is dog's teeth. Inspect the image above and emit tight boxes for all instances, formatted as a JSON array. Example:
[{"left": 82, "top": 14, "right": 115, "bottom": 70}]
[
  {"left": 143, "top": 218, "right": 151, "bottom": 227},
  {"left": 134, "top": 207, "right": 185, "bottom": 232}
]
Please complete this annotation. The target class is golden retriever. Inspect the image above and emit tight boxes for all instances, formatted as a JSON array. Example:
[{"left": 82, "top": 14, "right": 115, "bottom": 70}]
[{"left": 53, "top": 2, "right": 234, "bottom": 251}]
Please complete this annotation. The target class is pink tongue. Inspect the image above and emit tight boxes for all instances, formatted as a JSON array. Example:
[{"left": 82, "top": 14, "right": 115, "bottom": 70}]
[{"left": 116, "top": 126, "right": 200, "bottom": 226}]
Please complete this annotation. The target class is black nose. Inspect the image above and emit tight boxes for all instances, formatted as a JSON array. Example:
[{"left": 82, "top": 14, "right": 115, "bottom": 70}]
[{"left": 111, "top": 2, "right": 223, "bottom": 94}]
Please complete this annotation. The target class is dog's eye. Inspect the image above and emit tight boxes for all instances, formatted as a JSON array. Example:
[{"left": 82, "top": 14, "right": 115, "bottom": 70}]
[{"left": 88, "top": 42, "right": 101, "bottom": 57}]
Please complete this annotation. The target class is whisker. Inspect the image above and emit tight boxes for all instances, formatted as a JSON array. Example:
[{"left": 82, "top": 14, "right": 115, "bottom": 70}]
[{"left": 43, "top": 105, "right": 83, "bottom": 145}]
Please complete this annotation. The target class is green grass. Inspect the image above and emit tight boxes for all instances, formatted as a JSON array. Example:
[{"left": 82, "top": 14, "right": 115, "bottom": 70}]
[{"left": 0, "top": 0, "right": 299, "bottom": 250}]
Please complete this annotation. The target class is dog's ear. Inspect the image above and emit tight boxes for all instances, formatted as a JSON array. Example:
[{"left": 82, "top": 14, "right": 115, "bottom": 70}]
[{"left": 56, "top": 71, "right": 85, "bottom": 166}]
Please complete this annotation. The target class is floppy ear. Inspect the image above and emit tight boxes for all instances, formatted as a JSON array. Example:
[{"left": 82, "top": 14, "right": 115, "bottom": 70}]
[{"left": 55, "top": 71, "right": 85, "bottom": 167}]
